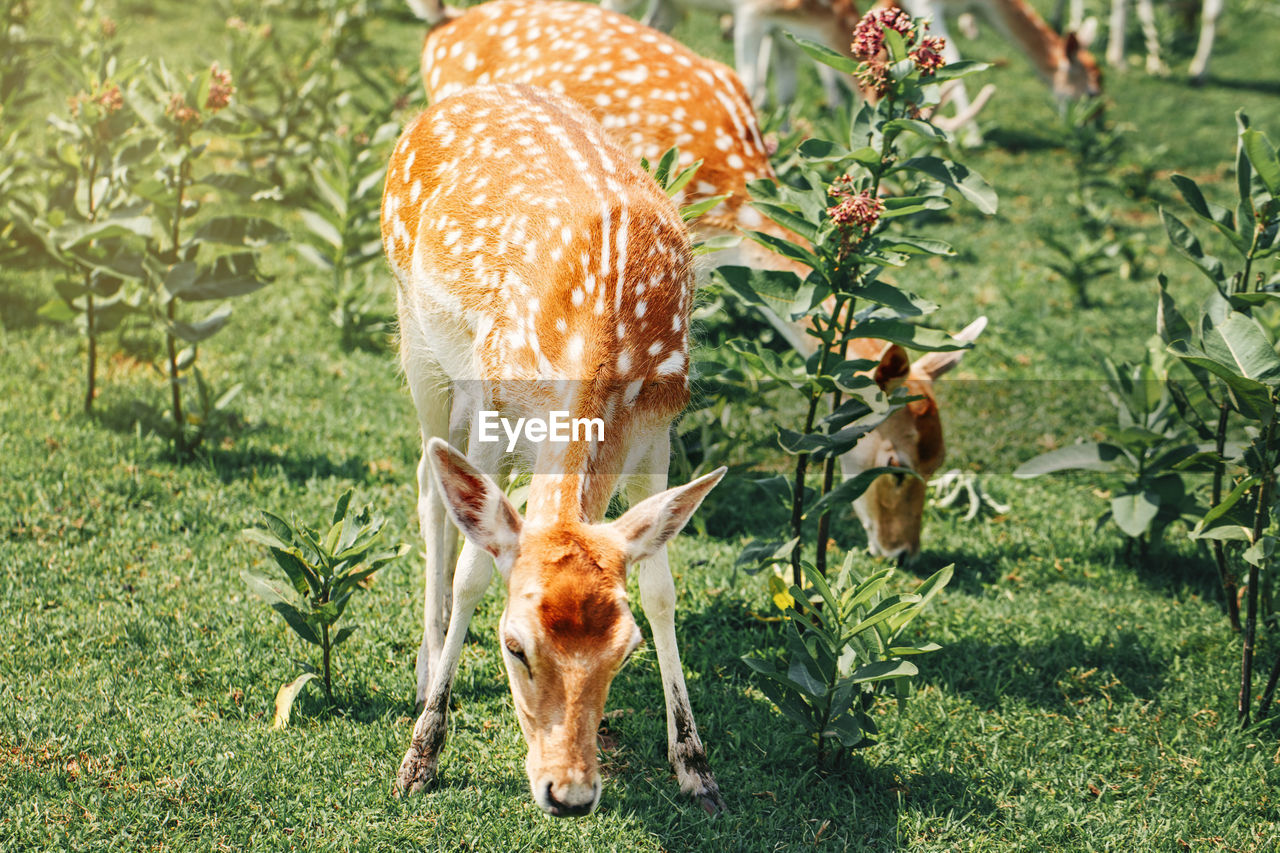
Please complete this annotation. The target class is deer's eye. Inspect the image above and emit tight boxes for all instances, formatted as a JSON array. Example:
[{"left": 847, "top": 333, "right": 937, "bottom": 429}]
[{"left": 505, "top": 638, "right": 530, "bottom": 672}]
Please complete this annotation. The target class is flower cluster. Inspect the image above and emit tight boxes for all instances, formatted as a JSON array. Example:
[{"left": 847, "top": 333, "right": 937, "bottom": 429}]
[
  {"left": 167, "top": 93, "right": 200, "bottom": 128},
  {"left": 205, "top": 63, "right": 234, "bottom": 112},
  {"left": 910, "top": 36, "right": 946, "bottom": 76},
  {"left": 67, "top": 82, "right": 124, "bottom": 125},
  {"left": 851, "top": 7, "right": 915, "bottom": 61},
  {"left": 827, "top": 174, "right": 884, "bottom": 253},
  {"left": 850, "top": 9, "right": 947, "bottom": 97},
  {"left": 94, "top": 84, "right": 124, "bottom": 113}
]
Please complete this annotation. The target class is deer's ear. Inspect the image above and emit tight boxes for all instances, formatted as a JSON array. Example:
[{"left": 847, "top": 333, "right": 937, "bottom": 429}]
[
  {"left": 1075, "top": 16, "right": 1099, "bottom": 50},
  {"left": 610, "top": 468, "right": 727, "bottom": 564},
  {"left": 874, "top": 344, "right": 912, "bottom": 391},
  {"left": 427, "top": 438, "right": 521, "bottom": 567},
  {"left": 915, "top": 316, "right": 987, "bottom": 379}
]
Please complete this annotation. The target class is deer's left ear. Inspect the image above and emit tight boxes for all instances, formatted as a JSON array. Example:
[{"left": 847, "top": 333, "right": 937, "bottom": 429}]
[
  {"left": 915, "top": 316, "right": 987, "bottom": 379},
  {"left": 610, "top": 467, "right": 727, "bottom": 564},
  {"left": 426, "top": 438, "right": 522, "bottom": 570},
  {"left": 1076, "top": 16, "right": 1099, "bottom": 49}
]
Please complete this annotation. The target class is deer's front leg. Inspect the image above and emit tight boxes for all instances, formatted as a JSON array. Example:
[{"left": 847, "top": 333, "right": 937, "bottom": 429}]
[
  {"left": 397, "top": 539, "right": 493, "bottom": 795},
  {"left": 626, "top": 434, "right": 724, "bottom": 815},
  {"left": 636, "top": 547, "right": 724, "bottom": 815}
]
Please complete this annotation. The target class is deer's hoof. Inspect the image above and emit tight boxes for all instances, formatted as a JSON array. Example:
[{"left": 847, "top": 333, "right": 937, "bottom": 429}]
[
  {"left": 697, "top": 790, "right": 726, "bottom": 816},
  {"left": 395, "top": 747, "right": 438, "bottom": 797}
]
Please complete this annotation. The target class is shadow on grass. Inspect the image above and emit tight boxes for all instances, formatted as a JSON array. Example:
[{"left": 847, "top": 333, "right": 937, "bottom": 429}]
[
  {"left": 201, "top": 443, "right": 378, "bottom": 486},
  {"left": 1196, "top": 75, "right": 1280, "bottom": 96},
  {"left": 603, "top": 595, "right": 999, "bottom": 849},
  {"left": 92, "top": 395, "right": 387, "bottom": 484},
  {"left": 984, "top": 125, "right": 1062, "bottom": 154},
  {"left": 922, "top": 630, "right": 1166, "bottom": 712},
  {"left": 0, "top": 275, "right": 49, "bottom": 331}
]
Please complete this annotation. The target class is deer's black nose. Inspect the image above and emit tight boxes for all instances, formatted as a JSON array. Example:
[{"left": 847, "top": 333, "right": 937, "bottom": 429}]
[{"left": 544, "top": 782, "right": 593, "bottom": 818}]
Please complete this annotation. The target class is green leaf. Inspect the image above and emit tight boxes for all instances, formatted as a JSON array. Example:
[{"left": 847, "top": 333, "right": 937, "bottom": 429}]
[
  {"left": 169, "top": 304, "right": 232, "bottom": 343},
  {"left": 38, "top": 299, "right": 77, "bottom": 323},
  {"left": 875, "top": 235, "right": 955, "bottom": 256},
  {"left": 1242, "top": 129, "right": 1280, "bottom": 198},
  {"left": 55, "top": 215, "right": 153, "bottom": 249},
  {"left": 822, "top": 712, "right": 867, "bottom": 747},
  {"left": 1169, "top": 342, "right": 1273, "bottom": 422},
  {"left": 850, "top": 659, "right": 918, "bottom": 683},
  {"left": 1111, "top": 489, "right": 1160, "bottom": 538},
  {"left": 856, "top": 281, "right": 938, "bottom": 316},
  {"left": 242, "top": 571, "right": 321, "bottom": 645},
  {"left": 1160, "top": 207, "right": 1226, "bottom": 284},
  {"left": 167, "top": 254, "right": 268, "bottom": 302},
  {"left": 331, "top": 625, "right": 357, "bottom": 647},
  {"left": 272, "top": 672, "right": 317, "bottom": 729},
  {"left": 896, "top": 156, "right": 998, "bottom": 215},
  {"left": 743, "top": 229, "right": 820, "bottom": 271},
  {"left": 751, "top": 202, "right": 819, "bottom": 243},
  {"left": 1156, "top": 274, "right": 1193, "bottom": 345},
  {"left": 889, "top": 642, "right": 943, "bottom": 656},
  {"left": 1192, "top": 476, "right": 1258, "bottom": 542},
  {"left": 845, "top": 318, "right": 971, "bottom": 352},
  {"left": 299, "top": 209, "right": 343, "bottom": 249},
  {"left": 332, "top": 488, "right": 355, "bottom": 527},
  {"left": 1170, "top": 175, "right": 1245, "bottom": 254},
  {"left": 192, "top": 216, "right": 289, "bottom": 247},
  {"left": 784, "top": 33, "right": 861, "bottom": 75},
  {"left": 1013, "top": 442, "right": 1133, "bottom": 477},
  {"left": 1201, "top": 312, "right": 1280, "bottom": 382},
  {"left": 679, "top": 194, "right": 728, "bottom": 222},
  {"left": 804, "top": 467, "right": 917, "bottom": 520},
  {"left": 796, "top": 138, "right": 849, "bottom": 162},
  {"left": 884, "top": 119, "right": 945, "bottom": 140},
  {"left": 929, "top": 60, "right": 989, "bottom": 82}
]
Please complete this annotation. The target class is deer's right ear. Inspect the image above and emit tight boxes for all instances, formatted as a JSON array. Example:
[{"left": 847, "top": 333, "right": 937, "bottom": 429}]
[
  {"left": 427, "top": 438, "right": 522, "bottom": 567},
  {"left": 874, "top": 344, "right": 912, "bottom": 391}
]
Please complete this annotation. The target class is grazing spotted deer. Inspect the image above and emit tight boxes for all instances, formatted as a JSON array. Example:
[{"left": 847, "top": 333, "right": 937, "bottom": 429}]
[
  {"left": 895, "top": 0, "right": 1101, "bottom": 143},
  {"left": 407, "top": 0, "right": 984, "bottom": 560},
  {"left": 383, "top": 83, "right": 727, "bottom": 816}
]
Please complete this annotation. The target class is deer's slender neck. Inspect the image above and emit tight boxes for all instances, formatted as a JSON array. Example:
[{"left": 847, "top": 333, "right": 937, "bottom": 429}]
[
  {"left": 520, "top": 378, "right": 633, "bottom": 526},
  {"left": 976, "top": 0, "right": 1067, "bottom": 81}
]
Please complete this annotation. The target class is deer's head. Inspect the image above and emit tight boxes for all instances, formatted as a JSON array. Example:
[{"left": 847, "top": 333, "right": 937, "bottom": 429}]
[
  {"left": 426, "top": 439, "right": 723, "bottom": 817},
  {"left": 845, "top": 317, "right": 986, "bottom": 560},
  {"left": 1054, "top": 18, "right": 1103, "bottom": 99}
]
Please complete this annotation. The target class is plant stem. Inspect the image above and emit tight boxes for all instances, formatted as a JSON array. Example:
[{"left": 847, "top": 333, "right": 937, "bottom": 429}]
[
  {"left": 85, "top": 291, "right": 96, "bottom": 413},
  {"left": 815, "top": 297, "right": 859, "bottom": 577},
  {"left": 1258, "top": 645, "right": 1280, "bottom": 722},
  {"left": 322, "top": 623, "right": 333, "bottom": 703},
  {"left": 83, "top": 156, "right": 99, "bottom": 415},
  {"left": 790, "top": 322, "right": 831, "bottom": 590},
  {"left": 166, "top": 157, "right": 189, "bottom": 456},
  {"left": 1239, "top": 417, "right": 1274, "bottom": 726},
  {"left": 1210, "top": 402, "right": 1240, "bottom": 631}
]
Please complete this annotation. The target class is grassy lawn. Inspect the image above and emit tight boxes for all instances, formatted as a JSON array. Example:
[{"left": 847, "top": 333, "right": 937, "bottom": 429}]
[{"left": 4, "top": 0, "right": 1280, "bottom": 850}]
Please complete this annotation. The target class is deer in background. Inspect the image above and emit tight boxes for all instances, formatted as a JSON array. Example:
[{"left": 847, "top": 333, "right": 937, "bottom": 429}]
[
  {"left": 1083, "top": 0, "right": 1222, "bottom": 82},
  {"left": 896, "top": 0, "right": 1101, "bottom": 142},
  {"left": 599, "top": 0, "right": 1098, "bottom": 142},
  {"left": 407, "top": 0, "right": 985, "bottom": 560},
  {"left": 384, "top": 83, "right": 727, "bottom": 815}
]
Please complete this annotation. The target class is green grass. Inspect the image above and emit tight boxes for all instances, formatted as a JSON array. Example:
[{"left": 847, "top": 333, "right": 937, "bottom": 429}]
[{"left": 4, "top": 0, "right": 1280, "bottom": 850}]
